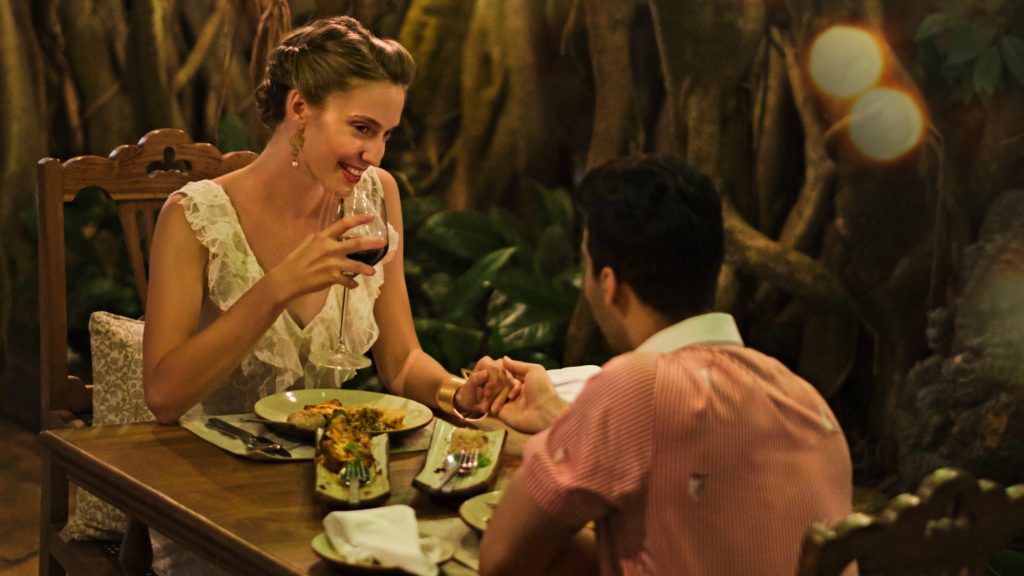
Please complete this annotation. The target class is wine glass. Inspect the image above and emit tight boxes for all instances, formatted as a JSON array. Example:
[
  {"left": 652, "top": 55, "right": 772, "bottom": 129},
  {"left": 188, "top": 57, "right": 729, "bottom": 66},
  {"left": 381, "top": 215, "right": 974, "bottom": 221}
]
[{"left": 308, "top": 173, "right": 389, "bottom": 372}]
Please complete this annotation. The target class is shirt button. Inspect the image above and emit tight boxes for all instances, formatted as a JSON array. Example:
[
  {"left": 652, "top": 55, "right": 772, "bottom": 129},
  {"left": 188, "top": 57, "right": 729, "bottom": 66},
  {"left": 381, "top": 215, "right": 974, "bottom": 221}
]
[{"left": 553, "top": 447, "right": 567, "bottom": 462}]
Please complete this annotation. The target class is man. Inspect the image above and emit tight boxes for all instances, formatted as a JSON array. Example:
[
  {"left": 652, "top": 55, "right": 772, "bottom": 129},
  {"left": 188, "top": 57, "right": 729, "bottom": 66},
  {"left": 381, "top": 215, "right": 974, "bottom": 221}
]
[{"left": 478, "top": 155, "right": 854, "bottom": 575}]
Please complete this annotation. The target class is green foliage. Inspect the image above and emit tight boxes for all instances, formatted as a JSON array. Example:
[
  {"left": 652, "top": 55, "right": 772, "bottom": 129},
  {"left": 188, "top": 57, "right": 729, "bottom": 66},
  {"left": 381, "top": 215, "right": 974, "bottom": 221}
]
[
  {"left": 217, "top": 115, "right": 252, "bottom": 153},
  {"left": 402, "top": 182, "right": 581, "bottom": 373},
  {"left": 915, "top": 0, "right": 1024, "bottom": 104},
  {"left": 22, "top": 189, "right": 144, "bottom": 379}
]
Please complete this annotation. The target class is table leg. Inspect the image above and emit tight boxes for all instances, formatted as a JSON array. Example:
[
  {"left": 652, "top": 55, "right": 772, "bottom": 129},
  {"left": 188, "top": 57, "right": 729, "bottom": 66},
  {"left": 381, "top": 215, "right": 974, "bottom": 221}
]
[{"left": 40, "top": 447, "right": 69, "bottom": 576}]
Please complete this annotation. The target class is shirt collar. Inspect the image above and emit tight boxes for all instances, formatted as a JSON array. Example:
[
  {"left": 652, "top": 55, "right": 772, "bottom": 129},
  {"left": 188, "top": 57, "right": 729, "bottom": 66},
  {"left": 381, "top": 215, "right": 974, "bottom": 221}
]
[{"left": 636, "top": 312, "right": 744, "bottom": 354}]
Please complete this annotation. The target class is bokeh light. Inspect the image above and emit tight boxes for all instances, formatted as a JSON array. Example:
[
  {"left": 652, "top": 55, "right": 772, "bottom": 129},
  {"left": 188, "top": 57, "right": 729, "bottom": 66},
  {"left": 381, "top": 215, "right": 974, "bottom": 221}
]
[
  {"left": 848, "top": 88, "right": 924, "bottom": 161},
  {"left": 809, "top": 26, "right": 884, "bottom": 98}
]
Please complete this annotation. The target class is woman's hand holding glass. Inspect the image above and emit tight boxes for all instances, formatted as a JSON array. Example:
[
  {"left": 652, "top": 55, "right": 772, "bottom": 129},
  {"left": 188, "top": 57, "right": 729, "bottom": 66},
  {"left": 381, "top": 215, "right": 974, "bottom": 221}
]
[
  {"left": 267, "top": 213, "right": 383, "bottom": 302},
  {"left": 308, "top": 182, "right": 389, "bottom": 371}
]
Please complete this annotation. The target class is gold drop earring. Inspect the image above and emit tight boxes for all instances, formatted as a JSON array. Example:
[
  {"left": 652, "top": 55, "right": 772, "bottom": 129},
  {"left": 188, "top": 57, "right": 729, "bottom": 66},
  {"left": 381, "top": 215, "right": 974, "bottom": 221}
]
[{"left": 289, "top": 127, "right": 305, "bottom": 168}]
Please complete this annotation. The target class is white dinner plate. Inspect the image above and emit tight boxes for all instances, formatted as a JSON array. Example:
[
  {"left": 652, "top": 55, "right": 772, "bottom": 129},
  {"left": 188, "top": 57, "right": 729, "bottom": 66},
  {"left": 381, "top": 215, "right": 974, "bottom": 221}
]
[
  {"left": 311, "top": 532, "right": 454, "bottom": 569},
  {"left": 253, "top": 389, "right": 433, "bottom": 434},
  {"left": 458, "top": 491, "right": 501, "bottom": 533}
]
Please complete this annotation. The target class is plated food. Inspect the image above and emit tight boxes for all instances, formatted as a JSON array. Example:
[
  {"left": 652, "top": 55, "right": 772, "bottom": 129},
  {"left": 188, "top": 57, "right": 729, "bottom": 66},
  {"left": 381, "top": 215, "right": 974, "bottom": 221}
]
[
  {"left": 288, "top": 400, "right": 405, "bottom": 434},
  {"left": 449, "top": 428, "right": 488, "bottom": 454},
  {"left": 413, "top": 420, "right": 506, "bottom": 497},
  {"left": 316, "top": 411, "right": 376, "bottom": 473},
  {"left": 314, "top": 422, "right": 390, "bottom": 506},
  {"left": 254, "top": 389, "right": 432, "bottom": 435}
]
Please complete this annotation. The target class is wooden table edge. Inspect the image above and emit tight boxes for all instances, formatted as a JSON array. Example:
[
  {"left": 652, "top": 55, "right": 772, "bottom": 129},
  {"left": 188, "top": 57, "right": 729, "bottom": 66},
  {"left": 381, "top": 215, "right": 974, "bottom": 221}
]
[{"left": 39, "top": 426, "right": 303, "bottom": 576}]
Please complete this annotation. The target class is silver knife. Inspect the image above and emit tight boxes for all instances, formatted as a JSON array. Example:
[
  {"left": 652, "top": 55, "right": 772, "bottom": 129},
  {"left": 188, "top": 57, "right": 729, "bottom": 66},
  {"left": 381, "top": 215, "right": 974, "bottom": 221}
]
[{"left": 205, "top": 417, "right": 292, "bottom": 458}]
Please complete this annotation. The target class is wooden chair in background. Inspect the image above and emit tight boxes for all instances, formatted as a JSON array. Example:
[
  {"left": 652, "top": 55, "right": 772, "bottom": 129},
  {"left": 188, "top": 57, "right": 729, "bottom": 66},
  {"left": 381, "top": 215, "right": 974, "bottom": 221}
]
[
  {"left": 797, "top": 467, "right": 1024, "bottom": 576},
  {"left": 37, "top": 128, "right": 256, "bottom": 574}
]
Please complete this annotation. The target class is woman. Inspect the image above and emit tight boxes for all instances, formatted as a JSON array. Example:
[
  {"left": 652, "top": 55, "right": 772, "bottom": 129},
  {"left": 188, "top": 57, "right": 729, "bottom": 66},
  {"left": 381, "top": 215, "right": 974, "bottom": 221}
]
[
  {"left": 143, "top": 15, "right": 501, "bottom": 574},
  {"left": 144, "top": 16, "right": 490, "bottom": 429}
]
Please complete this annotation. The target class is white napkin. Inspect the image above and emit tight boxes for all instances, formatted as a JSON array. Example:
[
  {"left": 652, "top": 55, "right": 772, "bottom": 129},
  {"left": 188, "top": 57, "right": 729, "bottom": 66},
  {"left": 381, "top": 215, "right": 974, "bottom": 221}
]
[
  {"left": 323, "top": 505, "right": 438, "bottom": 576},
  {"left": 547, "top": 365, "right": 601, "bottom": 403}
]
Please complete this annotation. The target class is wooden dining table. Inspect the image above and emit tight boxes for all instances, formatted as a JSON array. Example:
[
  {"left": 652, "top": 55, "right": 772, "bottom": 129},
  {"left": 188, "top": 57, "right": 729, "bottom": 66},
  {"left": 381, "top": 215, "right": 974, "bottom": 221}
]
[{"left": 39, "top": 418, "right": 524, "bottom": 575}]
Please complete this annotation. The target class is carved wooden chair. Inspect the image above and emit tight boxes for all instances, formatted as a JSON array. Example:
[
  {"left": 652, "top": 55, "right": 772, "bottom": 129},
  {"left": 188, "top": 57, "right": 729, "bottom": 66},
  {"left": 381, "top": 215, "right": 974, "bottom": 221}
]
[
  {"left": 797, "top": 467, "right": 1024, "bottom": 576},
  {"left": 37, "top": 128, "right": 256, "bottom": 575}
]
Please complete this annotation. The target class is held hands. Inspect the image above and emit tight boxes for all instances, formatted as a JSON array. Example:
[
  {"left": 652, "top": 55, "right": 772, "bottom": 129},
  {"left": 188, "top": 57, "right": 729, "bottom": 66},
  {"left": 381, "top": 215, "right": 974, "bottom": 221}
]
[
  {"left": 270, "top": 213, "right": 386, "bottom": 301},
  {"left": 462, "top": 356, "right": 567, "bottom": 434},
  {"left": 456, "top": 356, "right": 521, "bottom": 418},
  {"left": 493, "top": 357, "right": 567, "bottom": 434}
]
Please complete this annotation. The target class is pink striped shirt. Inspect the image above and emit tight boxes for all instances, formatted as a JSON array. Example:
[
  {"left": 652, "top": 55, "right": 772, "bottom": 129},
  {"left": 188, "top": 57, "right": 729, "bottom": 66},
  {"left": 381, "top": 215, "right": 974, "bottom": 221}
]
[{"left": 520, "top": 319, "right": 853, "bottom": 575}]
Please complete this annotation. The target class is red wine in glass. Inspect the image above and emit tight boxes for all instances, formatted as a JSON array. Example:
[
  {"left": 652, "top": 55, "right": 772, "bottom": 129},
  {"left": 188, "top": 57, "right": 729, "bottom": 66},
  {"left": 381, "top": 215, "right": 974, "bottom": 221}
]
[{"left": 347, "top": 246, "right": 388, "bottom": 266}]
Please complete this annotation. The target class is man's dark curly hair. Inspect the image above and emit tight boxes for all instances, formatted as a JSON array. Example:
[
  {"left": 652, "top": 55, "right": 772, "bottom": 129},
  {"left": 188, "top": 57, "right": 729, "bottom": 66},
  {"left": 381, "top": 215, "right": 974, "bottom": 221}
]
[{"left": 579, "top": 155, "right": 724, "bottom": 320}]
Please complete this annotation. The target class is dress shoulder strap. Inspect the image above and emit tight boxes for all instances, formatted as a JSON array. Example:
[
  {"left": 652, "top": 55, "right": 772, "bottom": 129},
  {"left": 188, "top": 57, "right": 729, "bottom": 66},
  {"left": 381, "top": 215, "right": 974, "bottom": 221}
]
[{"left": 172, "top": 180, "right": 261, "bottom": 308}]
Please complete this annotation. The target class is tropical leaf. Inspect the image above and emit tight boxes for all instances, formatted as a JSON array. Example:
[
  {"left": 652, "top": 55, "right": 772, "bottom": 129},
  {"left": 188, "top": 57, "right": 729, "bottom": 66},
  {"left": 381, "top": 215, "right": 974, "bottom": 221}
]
[
  {"left": 1001, "top": 34, "right": 1024, "bottom": 85},
  {"left": 485, "top": 271, "right": 572, "bottom": 355},
  {"left": 417, "top": 271, "right": 455, "bottom": 315},
  {"left": 444, "top": 247, "right": 518, "bottom": 320},
  {"left": 485, "top": 207, "right": 529, "bottom": 249},
  {"left": 973, "top": 45, "right": 1003, "bottom": 97},
  {"left": 489, "top": 319, "right": 561, "bottom": 356},
  {"left": 945, "top": 20, "right": 997, "bottom": 65},
  {"left": 915, "top": 12, "right": 956, "bottom": 42},
  {"left": 416, "top": 211, "right": 511, "bottom": 262},
  {"left": 413, "top": 318, "right": 485, "bottom": 371},
  {"left": 536, "top": 184, "right": 575, "bottom": 232},
  {"left": 402, "top": 194, "right": 446, "bottom": 233},
  {"left": 536, "top": 225, "right": 575, "bottom": 278}
]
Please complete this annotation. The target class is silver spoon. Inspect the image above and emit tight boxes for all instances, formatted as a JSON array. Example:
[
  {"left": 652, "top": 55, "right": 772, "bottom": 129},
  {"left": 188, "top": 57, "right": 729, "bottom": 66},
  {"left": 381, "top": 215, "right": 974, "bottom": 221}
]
[{"left": 437, "top": 451, "right": 465, "bottom": 491}]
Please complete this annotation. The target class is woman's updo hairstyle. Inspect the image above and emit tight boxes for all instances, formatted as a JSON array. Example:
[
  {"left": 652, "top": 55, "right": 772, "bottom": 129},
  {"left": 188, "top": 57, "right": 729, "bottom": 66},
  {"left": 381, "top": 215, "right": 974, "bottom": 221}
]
[{"left": 254, "top": 16, "right": 416, "bottom": 126}]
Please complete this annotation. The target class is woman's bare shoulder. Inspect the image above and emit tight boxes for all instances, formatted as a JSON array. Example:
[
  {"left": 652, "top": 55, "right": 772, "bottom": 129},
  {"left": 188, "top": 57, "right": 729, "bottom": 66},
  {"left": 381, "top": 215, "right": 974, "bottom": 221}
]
[{"left": 373, "top": 166, "right": 400, "bottom": 193}]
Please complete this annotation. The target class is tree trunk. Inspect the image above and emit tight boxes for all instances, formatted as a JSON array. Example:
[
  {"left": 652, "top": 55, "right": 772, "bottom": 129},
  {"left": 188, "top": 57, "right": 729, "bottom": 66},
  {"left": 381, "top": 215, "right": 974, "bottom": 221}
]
[
  {"left": 451, "top": 0, "right": 567, "bottom": 214},
  {"left": 399, "top": 0, "right": 475, "bottom": 180},
  {"left": 126, "top": 0, "right": 184, "bottom": 131},
  {"left": 57, "top": 0, "right": 137, "bottom": 154},
  {"left": 0, "top": 0, "right": 48, "bottom": 424}
]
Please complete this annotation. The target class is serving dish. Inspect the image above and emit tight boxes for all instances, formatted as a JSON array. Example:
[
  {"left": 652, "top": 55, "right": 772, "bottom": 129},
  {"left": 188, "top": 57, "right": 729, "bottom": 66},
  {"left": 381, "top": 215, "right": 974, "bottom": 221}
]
[
  {"left": 412, "top": 420, "right": 506, "bottom": 497},
  {"left": 315, "top": 429, "right": 391, "bottom": 507},
  {"left": 458, "top": 491, "right": 501, "bottom": 532}
]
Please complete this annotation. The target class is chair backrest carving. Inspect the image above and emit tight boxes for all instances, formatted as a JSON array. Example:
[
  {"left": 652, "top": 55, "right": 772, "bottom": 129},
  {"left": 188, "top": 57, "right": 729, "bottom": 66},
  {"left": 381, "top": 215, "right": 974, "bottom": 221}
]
[
  {"left": 37, "top": 128, "right": 256, "bottom": 429},
  {"left": 797, "top": 467, "right": 1024, "bottom": 576}
]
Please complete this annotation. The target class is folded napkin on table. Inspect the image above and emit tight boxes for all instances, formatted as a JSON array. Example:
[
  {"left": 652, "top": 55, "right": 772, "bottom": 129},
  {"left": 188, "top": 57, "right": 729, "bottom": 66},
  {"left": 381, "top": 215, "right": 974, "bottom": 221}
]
[
  {"left": 546, "top": 365, "right": 601, "bottom": 403},
  {"left": 324, "top": 504, "right": 438, "bottom": 576}
]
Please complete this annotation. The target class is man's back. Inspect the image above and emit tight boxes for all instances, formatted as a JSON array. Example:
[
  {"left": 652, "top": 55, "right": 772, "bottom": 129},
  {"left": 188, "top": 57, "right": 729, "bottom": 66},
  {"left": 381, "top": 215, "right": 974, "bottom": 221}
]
[{"left": 520, "top": 344, "right": 853, "bottom": 575}]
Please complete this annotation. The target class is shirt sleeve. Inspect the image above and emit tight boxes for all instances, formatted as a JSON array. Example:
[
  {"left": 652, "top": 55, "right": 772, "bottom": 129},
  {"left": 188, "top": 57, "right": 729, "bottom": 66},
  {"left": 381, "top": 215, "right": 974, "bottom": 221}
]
[{"left": 519, "top": 353, "right": 657, "bottom": 526}]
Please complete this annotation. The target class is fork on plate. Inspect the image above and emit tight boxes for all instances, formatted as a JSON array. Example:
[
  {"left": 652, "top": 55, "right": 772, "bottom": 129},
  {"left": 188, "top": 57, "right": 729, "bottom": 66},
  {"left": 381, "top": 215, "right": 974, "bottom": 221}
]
[
  {"left": 458, "top": 449, "right": 480, "bottom": 476},
  {"left": 440, "top": 448, "right": 479, "bottom": 492},
  {"left": 342, "top": 460, "right": 371, "bottom": 506}
]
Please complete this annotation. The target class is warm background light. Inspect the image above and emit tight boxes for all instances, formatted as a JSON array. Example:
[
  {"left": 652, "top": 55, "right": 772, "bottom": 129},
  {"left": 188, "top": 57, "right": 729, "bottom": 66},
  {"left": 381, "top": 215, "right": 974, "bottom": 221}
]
[
  {"left": 848, "top": 88, "right": 924, "bottom": 161},
  {"left": 809, "top": 26, "right": 884, "bottom": 98}
]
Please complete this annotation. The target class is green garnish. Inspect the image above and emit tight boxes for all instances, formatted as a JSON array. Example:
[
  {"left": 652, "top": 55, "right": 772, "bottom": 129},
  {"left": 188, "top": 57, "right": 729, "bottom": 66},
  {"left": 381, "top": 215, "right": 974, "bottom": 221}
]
[{"left": 478, "top": 455, "right": 492, "bottom": 468}]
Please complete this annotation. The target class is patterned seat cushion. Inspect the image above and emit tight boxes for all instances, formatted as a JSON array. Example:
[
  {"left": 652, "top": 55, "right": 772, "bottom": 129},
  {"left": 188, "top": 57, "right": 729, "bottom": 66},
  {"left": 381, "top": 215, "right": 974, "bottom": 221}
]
[{"left": 65, "top": 311, "right": 155, "bottom": 541}]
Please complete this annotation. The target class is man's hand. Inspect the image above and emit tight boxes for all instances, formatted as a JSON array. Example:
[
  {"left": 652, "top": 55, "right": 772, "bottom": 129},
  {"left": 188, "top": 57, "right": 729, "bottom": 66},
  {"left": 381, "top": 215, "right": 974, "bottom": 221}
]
[
  {"left": 457, "top": 356, "right": 521, "bottom": 416},
  {"left": 492, "top": 357, "right": 568, "bottom": 434}
]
